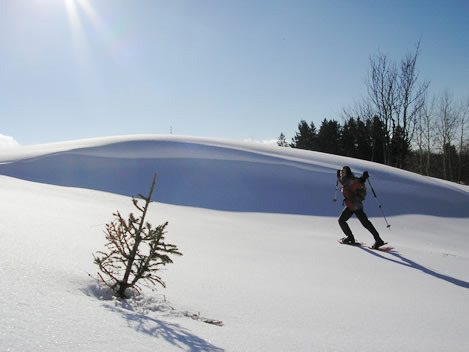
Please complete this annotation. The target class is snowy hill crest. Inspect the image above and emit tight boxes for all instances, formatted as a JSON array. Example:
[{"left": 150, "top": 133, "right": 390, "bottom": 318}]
[{"left": 0, "top": 135, "right": 467, "bottom": 217}]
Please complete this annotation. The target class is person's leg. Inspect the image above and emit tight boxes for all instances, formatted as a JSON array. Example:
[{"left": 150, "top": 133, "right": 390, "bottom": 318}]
[
  {"left": 338, "top": 207, "right": 355, "bottom": 241},
  {"left": 355, "top": 209, "right": 383, "bottom": 243}
]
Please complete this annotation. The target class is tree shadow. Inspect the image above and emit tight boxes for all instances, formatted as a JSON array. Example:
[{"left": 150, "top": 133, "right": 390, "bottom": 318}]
[
  {"left": 81, "top": 285, "right": 224, "bottom": 352},
  {"left": 104, "top": 303, "right": 224, "bottom": 352},
  {"left": 360, "top": 248, "right": 469, "bottom": 289}
]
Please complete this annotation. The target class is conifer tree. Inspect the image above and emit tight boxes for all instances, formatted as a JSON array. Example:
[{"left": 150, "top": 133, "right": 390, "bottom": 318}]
[
  {"left": 277, "top": 132, "right": 289, "bottom": 147},
  {"left": 93, "top": 174, "right": 182, "bottom": 298},
  {"left": 341, "top": 117, "right": 358, "bottom": 158},
  {"left": 290, "top": 120, "right": 317, "bottom": 150},
  {"left": 317, "top": 119, "right": 342, "bottom": 154}
]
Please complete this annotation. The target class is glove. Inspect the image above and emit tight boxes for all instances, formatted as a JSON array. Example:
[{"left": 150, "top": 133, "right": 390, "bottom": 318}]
[{"left": 363, "top": 171, "right": 369, "bottom": 179}]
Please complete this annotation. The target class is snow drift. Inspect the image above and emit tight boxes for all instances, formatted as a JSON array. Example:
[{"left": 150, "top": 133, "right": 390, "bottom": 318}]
[{"left": 0, "top": 135, "right": 467, "bottom": 217}]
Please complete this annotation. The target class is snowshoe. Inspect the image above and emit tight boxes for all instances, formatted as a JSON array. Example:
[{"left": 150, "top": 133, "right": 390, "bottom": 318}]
[{"left": 371, "top": 239, "right": 385, "bottom": 249}]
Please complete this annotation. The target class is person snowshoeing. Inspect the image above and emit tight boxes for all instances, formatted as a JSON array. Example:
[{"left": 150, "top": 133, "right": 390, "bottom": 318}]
[{"left": 337, "top": 166, "right": 385, "bottom": 249}]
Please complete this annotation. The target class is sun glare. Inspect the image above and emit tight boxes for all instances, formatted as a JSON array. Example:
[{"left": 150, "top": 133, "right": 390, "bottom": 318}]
[
  {"left": 64, "top": 0, "right": 114, "bottom": 50},
  {"left": 75, "top": 0, "right": 100, "bottom": 24},
  {"left": 39, "top": 0, "right": 130, "bottom": 68},
  {"left": 64, "top": 0, "right": 105, "bottom": 33},
  {"left": 64, "top": 0, "right": 81, "bottom": 33}
]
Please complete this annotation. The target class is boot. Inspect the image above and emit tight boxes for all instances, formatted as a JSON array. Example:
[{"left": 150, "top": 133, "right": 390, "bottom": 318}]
[
  {"left": 371, "top": 238, "right": 385, "bottom": 249},
  {"left": 341, "top": 236, "right": 356, "bottom": 245}
]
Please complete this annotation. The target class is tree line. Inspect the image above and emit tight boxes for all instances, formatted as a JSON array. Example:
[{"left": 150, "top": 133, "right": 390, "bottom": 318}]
[{"left": 277, "top": 42, "right": 469, "bottom": 185}]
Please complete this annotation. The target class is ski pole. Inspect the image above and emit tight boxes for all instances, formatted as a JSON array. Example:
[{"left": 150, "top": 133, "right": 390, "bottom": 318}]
[
  {"left": 333, "top": 180, "right": 339, "bottom": 202},
  {"left": 367, "top": 178, "right": 391, "bottom": 229}
]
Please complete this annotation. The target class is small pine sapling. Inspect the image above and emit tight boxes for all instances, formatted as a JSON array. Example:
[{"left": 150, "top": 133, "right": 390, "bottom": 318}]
[{"left": 93, "top": 174, "right": 182, "bottom": 298}]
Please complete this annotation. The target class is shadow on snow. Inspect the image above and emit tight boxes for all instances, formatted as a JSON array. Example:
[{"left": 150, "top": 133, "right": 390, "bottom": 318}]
[
  {"left": 361, "top": 248, "right": 469, "bottom": 289},
  {"left": 81, "top": 284, "right": 224, "bottom": 352},
  {"left": 104, "top": 304, "right": 224, "bottom": 352}
]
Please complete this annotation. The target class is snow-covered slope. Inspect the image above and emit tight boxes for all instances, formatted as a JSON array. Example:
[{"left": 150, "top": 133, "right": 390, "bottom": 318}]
[
  {"left": 0, "top": 135, "right": 468, "bottom": 351},
  {"left": 0, "top": 135, "right": 467, "bottom": 217}
]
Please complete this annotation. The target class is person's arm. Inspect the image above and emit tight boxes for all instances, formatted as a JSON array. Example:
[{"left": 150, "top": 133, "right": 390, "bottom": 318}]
[{"left": 359, "top": 171, "right": 369, "bottom": 183}]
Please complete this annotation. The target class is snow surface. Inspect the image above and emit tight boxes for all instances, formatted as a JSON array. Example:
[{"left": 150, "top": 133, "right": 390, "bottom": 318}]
[{"left": 0, "top": 135, "right": 468, "bottom": 351}]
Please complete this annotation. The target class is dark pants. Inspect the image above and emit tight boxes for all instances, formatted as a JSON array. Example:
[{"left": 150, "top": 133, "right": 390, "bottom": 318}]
[{"left": 339, "top": 207, "right": 381, "bottom": 241}]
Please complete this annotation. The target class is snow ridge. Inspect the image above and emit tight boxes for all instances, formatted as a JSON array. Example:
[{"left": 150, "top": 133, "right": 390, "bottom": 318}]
[{"left": 0, "top": 135, "right": 467, "bottom": 217}]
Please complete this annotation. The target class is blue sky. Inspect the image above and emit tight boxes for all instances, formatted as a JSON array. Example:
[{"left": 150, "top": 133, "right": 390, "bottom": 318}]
[{"left": 0, "top": 0, "right": 468, "bottom": 145}]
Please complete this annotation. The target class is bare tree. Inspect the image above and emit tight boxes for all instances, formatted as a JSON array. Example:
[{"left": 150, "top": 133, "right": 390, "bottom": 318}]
[
  {"left": 342, "top": 98, "right": 376, "bottom": 122},
  {"left": 395, "top": 41, "right": 430, "bottom": 167},
  {"left": 415, "top": 98, "right": 427, "bottom": 174},
  {"left": 457, "top": 98, "right": 469, "bottom": 182},
  {"left": 414, "top": 94, "right": 437, "bottom": 175},
  {"left": 423, "top": 96, "right": 436, "bottom": 175},
  {"left": 367, "top": 52, "right": 398, "bottom": 165},
  {"left": 366, "top": 42, "right": 429, "bottom": 168},
  {"left": 436, "top": 91, "right": 459, "bottom": 180}
]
